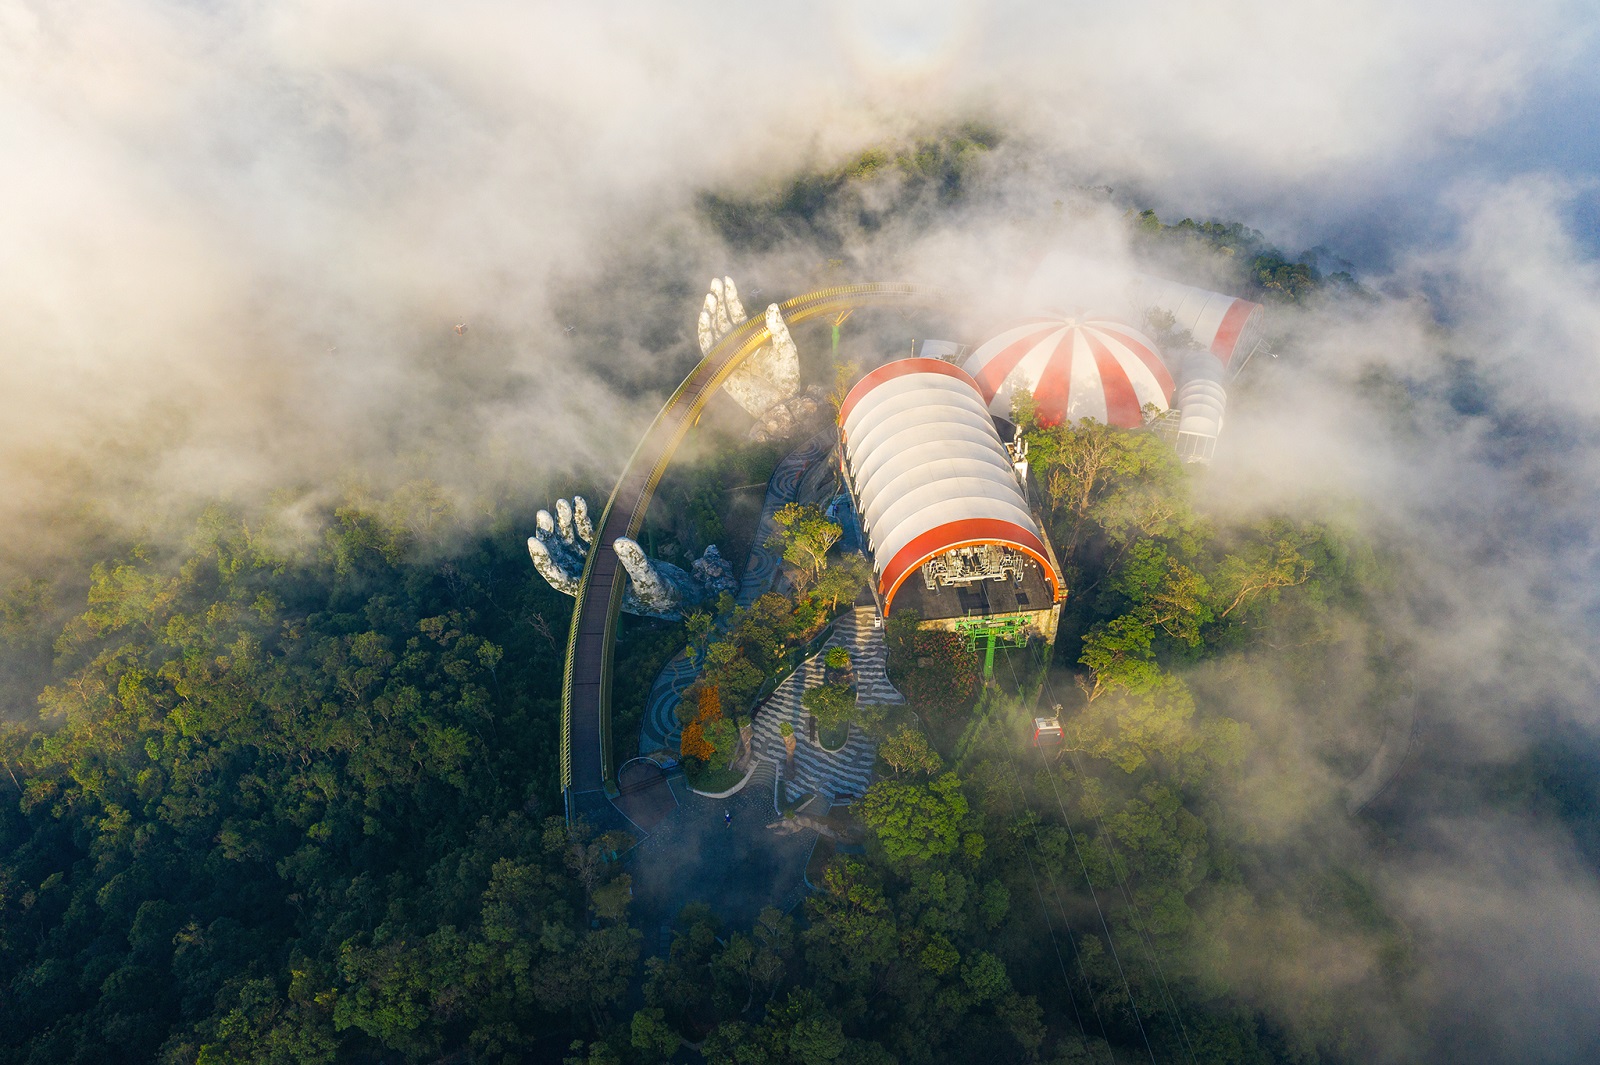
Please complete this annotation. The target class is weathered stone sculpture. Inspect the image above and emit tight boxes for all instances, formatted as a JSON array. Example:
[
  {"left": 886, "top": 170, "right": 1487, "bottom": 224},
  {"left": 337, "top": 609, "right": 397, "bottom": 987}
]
[
  {"left": 613, "top": 539, "right": 738, "bottom": 618},
  {"left": 697, "top": 277, "right": 801, "bottom": 421},
  {"left": 526, "top": 497, "right": 592, "bottom": 596},
  {"left": 527, "top": 495, "right": 738, "bottom": 619},
  {"left": 746, "top": 388, "right": 826, "bottom": 443}
]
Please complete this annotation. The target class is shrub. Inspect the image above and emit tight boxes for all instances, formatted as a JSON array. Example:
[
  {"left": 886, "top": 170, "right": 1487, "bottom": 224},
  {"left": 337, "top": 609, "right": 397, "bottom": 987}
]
[
  {"left": 704, "top": 717, "right": 739, "bottom": 765},
  {"left": 802, "top": 683, "right": 854, "bottom": 731},
  {"left": 891, "top": 630, "right": 980, "bottom": 717},
  {"left": 680, "top": 721, "right": 715, "bottom": 762}
]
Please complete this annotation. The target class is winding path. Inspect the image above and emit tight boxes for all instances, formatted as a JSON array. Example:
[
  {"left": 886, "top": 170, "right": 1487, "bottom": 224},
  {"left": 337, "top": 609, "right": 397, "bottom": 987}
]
[
  {"left": 638, "top": 431, "right": 834, "bottom": 756},
  {"left": 560, "top": 283, "right": 941, "bottom": 819},
  {"left": 749, "top": 606, "right": 904, "bottom": 806}
]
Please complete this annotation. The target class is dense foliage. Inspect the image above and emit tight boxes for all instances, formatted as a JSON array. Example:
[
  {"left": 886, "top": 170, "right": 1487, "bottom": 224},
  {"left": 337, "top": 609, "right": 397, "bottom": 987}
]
[
  {"left": 1128, "top": 209, "right": 1365, "bottom": 305},
  {"left": 0, "top": 496, "right": 661, "bottom": 1062},
  {"left": 1, "top": 135, "right": 1563, "bottom": 1065},
  {"left": 882, "top": 615, "right": 981, "bottom": 722},
  {"left": 700, "top": 126, "right": 1002, "bottom": 256}
]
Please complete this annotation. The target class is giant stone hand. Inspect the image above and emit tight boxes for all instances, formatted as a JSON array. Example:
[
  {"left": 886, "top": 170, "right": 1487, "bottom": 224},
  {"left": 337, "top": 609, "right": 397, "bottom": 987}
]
[
  {"left": 613, "top": 540, "right": 740, "bottom": 619},
  {"left": 698, "top": 276, "right": 800, "bottom": 418},
  {"left": 526, "top": 496, "right": 594, "bottom": 596},
  {"left": 528, "top": 495, "right": 740, "bottom": 619}
]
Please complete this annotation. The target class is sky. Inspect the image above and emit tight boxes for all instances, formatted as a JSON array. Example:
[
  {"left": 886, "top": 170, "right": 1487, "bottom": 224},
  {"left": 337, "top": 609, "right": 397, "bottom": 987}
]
[
  {"left": 4, "top": 2, "right": 1600, "bottom": 1061},
  {"left": 1, "top": 0, "right": 1595, "bottom": 549}
]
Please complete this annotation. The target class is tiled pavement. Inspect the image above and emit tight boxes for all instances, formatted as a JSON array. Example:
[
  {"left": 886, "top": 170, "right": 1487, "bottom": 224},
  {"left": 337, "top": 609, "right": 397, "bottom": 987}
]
[
  {"left": 749, "top": 607, "right": 903, "bottom": 805},
  {"left": 638, "top": 431, "right": 834, "bottom": 755}
]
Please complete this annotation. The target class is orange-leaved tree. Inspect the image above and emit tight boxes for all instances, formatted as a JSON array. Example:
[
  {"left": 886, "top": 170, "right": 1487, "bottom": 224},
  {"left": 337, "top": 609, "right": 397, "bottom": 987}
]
[
  {"left": 680, "top": 721, "right": 715, "bottom": 761},
  {"left": 697, "top": 685, "right": 722, "bottom": 724}
]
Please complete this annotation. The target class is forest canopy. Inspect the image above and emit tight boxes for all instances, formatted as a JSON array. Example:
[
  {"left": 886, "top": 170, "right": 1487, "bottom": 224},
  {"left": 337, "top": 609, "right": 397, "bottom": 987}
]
[{"left": 0, "top": 131, "right": 1586, "bottom": 1065}]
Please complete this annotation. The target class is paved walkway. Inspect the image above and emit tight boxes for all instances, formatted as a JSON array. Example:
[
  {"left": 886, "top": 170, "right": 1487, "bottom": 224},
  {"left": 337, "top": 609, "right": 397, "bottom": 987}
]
[
  {"left": 638, "top": 431, "right": 835, "bottom": 755},
  {"left": 749, "top": 607, "right": 903, "bottom": 805},
  {"left": 629, "top": 762, "right": 815, "bottom": 937}
]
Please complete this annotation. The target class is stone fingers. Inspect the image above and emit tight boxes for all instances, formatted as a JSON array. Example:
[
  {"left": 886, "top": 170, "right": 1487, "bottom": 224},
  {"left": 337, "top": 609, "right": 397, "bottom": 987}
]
[{"left": 527, "top": 535, "right": 579, "bottom": 596}]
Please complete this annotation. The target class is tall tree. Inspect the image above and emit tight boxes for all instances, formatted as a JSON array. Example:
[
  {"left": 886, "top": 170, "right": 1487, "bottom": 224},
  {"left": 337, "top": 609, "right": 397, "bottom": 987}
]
[{"left": 767, "top": 504, "right": 842, "bottom": 592}]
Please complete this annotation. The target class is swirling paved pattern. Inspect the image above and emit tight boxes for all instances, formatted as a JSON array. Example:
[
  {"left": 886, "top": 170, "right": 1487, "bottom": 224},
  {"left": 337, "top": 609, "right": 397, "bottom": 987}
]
[
  {"left": 638, "top": 653, "right": 700, "bottom": 756},
  {"left": 637, "top": 432, "right": 835, "bottom": 756},
  {"left": 749, "top": 607, "right": 903, "bottom": 805}
]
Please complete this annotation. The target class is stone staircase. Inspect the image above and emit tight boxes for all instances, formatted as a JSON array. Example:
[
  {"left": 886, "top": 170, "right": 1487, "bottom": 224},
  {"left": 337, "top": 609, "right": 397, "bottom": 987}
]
[
  {"left": 745, "top": 758, "right": 777, "bottom": 809},
  {"left": 843, "top": 607, "right": 905, "bottom": 706}
]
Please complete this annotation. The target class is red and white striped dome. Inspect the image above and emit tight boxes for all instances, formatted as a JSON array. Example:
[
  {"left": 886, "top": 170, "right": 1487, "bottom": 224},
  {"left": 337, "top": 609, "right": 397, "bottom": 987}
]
[{"left": 963, "top": 316, "right": 1175, "bottom": 428}]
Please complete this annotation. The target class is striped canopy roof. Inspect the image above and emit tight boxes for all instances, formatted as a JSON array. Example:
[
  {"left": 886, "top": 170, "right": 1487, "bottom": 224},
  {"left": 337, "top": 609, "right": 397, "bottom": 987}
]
[
  {"left": 838, "top": 359, "right": 1062, "bottom": 614},
  {"left": 1132, "top": 275, "right": 1264, "bottom": 368},
  {"left": 962, "top": 316, "right": 1174, "bottom": 428}
]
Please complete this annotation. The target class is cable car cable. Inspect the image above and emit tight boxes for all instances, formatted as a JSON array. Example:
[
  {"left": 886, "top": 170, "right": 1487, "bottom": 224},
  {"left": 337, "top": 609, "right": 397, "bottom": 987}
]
[
  {"left": 997, "top": 685, "right": 1157, "bottom": 1065},
  {"left": 975, "top": 584, "right": 1156, "bottom": 1064},
  {"left": 963, "top": 672, "right": 1115, "bottom": 1063},
  {"left": 1033, "top": 664, "right": 1199, "bottom": 1065}
]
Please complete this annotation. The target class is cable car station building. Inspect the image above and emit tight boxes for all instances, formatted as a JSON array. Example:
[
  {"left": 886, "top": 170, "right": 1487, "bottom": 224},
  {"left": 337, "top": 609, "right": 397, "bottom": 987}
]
[
  {"left": 837, "top": 358, "right": 1066, "bottom": 659},
  {"left": 832, "top": 272, "right": 1265, "bottom": 669}
]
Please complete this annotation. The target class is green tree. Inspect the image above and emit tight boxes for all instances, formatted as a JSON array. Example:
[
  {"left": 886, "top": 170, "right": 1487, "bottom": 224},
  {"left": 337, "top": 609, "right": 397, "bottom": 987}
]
[
  {"left": 643, "top": 904, "right": 721, "bottom": 1038},
  {"left": 877, "top": 726, "right": 942, "bottom": 777},
  {"left": 685, "top": 609, "right": 715, "bottom": 663},
  {"left": 1108, "top": 540, "right": 1213, "bottom": 646},
  {"left": 704, "top": 716, "right": 741, "bottom": 767},
  {"left": 811, "top": 554, "right": 871, "bottom": 612},
  {"left": 768, "top": 504, "right": 842, "bottom": 592},
  {"left": 711, "top": 907, "right": 794, "bottom": 1016},
  {"left": 801, "top": 683, "right": 854, "bottom": 733},
  {"left": 859, "top": 773, "right": 970, "bottom": 864},
  {"left": 1013, "top": 405, "right": 1195, "bottom": 569},
  {"left": 1064, "top": 675, "right": 1196, "bottom": 773},
  {"left": 1212, "top": 520, "right": 1319, "bottom": 620},
  {"left": 1077, "top": 614, "right": 1161, "bottom": 702},
  {"left": 631, "top": 1007, "right": 681, "bottom": 1059}
]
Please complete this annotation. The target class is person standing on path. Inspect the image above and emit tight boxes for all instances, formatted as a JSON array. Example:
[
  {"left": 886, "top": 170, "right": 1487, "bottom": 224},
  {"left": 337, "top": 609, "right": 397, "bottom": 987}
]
[{"left": 725, "top": 809, "right": 732, "bottom": 828}]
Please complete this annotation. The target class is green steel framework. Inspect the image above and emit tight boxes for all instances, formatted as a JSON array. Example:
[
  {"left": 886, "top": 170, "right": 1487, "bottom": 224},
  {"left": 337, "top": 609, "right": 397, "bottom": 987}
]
[{"left": 948, "top": 613, "right": 1031, "bottom": 678}]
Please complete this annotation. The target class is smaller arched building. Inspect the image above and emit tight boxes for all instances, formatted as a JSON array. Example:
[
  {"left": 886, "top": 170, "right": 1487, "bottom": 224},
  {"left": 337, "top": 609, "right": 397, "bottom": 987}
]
[{"left": 838, "top": 358, "right": 1065, "bottom": 645}]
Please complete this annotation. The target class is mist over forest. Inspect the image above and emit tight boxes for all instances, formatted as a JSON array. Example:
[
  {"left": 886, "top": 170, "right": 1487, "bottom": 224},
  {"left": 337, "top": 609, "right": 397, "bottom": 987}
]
[{"left": 2, "top": 3, "right": 1599, "bottom": 1063}]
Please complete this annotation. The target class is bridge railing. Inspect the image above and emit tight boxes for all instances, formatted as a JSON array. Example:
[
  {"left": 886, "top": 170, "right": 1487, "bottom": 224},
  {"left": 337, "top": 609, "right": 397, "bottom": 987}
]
[{"left": 560, "top": 283, "right": 944, "bottom": 804}]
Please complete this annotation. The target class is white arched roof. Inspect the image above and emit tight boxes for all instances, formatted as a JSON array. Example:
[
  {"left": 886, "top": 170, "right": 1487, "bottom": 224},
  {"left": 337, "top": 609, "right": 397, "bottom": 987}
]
[
  {"left": 859, "top": 453, "right": 1015, "bottom": 527},
  {"left": 850, "top": 423, "right": 1011, "bottom": 495},
  {"left": 849, "top": 404, "right": 1005, "bottom": 475},
  {"left": 1131, "top": 275, "right": 1264, "bottom": 369},
  {"left": 842, "top": 373, "right": 988, "bottom": 439},
  {"left": 838, "top": 359, "right": 1062, "bottom": 613}
]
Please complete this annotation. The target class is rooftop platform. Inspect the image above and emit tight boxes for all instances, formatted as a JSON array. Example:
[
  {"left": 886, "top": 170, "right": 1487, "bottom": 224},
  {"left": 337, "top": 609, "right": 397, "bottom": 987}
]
[{"left": 890, "top": 556, "right": 1056, "bottom": 621}]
